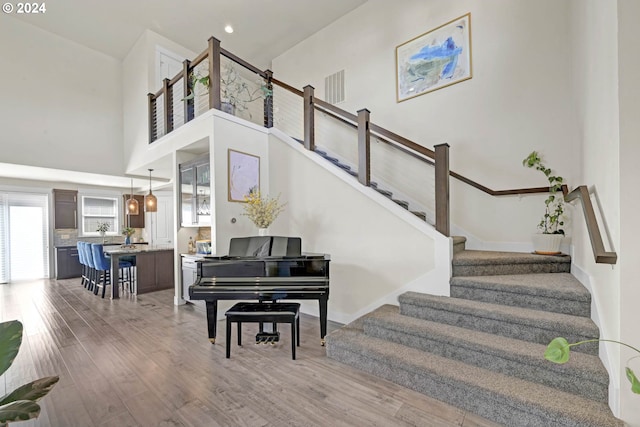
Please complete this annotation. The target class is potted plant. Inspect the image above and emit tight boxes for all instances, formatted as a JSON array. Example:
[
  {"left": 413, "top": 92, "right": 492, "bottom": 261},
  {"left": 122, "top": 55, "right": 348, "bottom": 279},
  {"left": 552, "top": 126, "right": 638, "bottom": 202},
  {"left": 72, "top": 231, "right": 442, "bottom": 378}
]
[
  {"left": 545, "top": 337, "right": 639, "bottom": 394},
  {"left": 122, "top": 226, "right": 135, "bottom": 245},
  {"left": 522, "top": 151, "right": 565, "bottom": 254},
  {"left": 183, "top": 63, "right": 271, "bottom": 118},
  {"left": 220, "top": 62, "right": 271, "bottom": 117},
  {"left": 0, "top": 320, "right": 58, "bottom": 426},
  {"left": 241, "top": 190, "right": 286, "bottom": 235},
  {"left": 96, "top": 222, "right": 110, "bottom": 244}
]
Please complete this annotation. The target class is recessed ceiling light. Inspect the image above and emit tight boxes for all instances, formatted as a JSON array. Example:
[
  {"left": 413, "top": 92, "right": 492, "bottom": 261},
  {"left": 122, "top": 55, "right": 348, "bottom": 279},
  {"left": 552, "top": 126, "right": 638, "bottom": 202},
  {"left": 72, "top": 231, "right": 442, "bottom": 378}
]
[{"left": 224, "top": 25, "right": 234, "bottom": 34}]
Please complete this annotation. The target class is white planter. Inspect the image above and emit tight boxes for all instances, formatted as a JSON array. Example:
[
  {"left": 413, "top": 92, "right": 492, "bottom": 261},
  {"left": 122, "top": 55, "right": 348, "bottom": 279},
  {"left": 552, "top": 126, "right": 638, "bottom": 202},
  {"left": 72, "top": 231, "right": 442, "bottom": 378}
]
[
  {"left": 258, "top": 228, "right": 269, "bottom": 236},
  {"left": 532, "top": 233, "right": 563, "bottom": 255}
]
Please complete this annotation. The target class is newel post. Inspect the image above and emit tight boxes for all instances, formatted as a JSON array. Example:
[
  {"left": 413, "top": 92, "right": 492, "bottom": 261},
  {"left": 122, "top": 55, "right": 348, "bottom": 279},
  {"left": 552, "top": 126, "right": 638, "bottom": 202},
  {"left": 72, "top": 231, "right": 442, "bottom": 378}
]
[
  {"left": 434, "top": 143, "right": 450, "bottom": 237},
  {"left": 147, "top": 93, "right": 156, "bottom": 143},
  {"left": 207, "top": 37, "right": 221, "bottom": 111},
  {"left": 264, "top": 69, "right": 274, "bottom": 128},
  {"left": 183, "top": 59, "right": 194, "bottom": 123},
  {"left": 357, "top": 109, "right": 371, "bottom": 186},
  {"left": 162, "top": 78, "right": 172, "bottom": 135},
  {"left": 303, "top": 85, "right": 315, "bottom": 151}
]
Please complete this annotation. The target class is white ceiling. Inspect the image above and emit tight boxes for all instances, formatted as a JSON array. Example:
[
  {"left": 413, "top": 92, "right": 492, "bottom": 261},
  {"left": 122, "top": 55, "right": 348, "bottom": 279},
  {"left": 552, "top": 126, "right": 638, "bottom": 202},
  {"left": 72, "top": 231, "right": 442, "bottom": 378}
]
[
  {"left": 11, "top": 0, "right": 367, "bottom": 68},
  {"left": 8, "top": 0, "right": 367, "bottom": 189}
]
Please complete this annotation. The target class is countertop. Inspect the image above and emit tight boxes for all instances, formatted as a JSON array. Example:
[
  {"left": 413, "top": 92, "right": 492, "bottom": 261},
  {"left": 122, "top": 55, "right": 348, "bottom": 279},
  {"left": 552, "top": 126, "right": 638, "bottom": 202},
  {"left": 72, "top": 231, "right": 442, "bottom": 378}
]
[
  {"left": 55, "top": 242, "right": 149, "bottom": 249},
  {"left": 103, "top": 245, "right": 174, "bottom": 255}
]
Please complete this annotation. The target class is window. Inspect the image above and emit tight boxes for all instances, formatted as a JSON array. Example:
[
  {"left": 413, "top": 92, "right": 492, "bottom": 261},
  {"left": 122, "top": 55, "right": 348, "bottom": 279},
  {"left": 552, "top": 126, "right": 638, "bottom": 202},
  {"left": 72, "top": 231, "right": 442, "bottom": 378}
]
[
  {"left": 81, "top": 195, "right": 119, "bottom": 236},
  {"left": 0, "top": 191, "right": 50, "bottom": 282}
]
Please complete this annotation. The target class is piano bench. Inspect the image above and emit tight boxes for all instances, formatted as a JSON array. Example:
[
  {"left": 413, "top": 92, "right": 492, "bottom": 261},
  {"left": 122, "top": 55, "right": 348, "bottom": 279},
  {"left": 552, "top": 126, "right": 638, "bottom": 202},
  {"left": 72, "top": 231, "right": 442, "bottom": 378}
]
[{"left": 225, "top": 302, "right": 301, "bottom": 360}]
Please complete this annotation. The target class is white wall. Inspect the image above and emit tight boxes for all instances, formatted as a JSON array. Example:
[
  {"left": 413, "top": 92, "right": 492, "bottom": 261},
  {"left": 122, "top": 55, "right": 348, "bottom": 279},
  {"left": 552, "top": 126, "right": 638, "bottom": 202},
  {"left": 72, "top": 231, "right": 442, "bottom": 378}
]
[
  {"left": 122, "top": 30, "right": 196, "bottom": 174},
  {"left": 0, "top": 17, "right": 124, "bottom": 176},
  {"left": 616, "top": 1, "right": 640, "bottom": 424},
  {"left": 272, "top": 0, "right": 578, "bottom": 245},
  {"left": 268, "top": 129, "right": 449, "bottom": 323},
  {"left": 569, "top": 0, "right": 623, "bottom": 416}
]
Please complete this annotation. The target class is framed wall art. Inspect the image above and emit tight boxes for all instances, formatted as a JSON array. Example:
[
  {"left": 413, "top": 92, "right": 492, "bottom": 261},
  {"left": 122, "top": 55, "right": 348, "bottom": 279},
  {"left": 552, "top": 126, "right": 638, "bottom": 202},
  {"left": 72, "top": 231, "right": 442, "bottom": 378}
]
[
  {"left": 228, "top": 149, "right": 260, "bottom": 202},
  {"left": 396, "top": 13, "right": 472, "bottom": 102}
]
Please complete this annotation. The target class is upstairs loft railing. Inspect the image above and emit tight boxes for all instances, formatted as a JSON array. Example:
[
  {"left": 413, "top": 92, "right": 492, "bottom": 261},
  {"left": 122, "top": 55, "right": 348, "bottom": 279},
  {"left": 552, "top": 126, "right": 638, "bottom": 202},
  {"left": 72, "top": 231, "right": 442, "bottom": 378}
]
[{"left": 148, "top": 37, "right": 617, "bottom": 264}]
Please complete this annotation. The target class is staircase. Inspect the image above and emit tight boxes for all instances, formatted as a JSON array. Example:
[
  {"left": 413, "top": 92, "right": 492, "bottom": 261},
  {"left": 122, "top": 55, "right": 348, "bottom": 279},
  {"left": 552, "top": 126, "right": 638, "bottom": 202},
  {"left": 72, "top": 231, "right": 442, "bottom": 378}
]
[
  {"left": 310, "top": 145, "right": 432, "bottom": 224},
  {"left": 326, "top": 241, "right": 622, "bottom": 427}
]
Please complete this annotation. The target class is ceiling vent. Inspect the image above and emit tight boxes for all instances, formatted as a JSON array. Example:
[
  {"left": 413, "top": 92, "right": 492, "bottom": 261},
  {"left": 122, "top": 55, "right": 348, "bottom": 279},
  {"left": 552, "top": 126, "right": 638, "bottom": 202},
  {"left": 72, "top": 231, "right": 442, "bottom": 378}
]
[{"left": 324, "top": 70, "right": 345, "bottom": 105}]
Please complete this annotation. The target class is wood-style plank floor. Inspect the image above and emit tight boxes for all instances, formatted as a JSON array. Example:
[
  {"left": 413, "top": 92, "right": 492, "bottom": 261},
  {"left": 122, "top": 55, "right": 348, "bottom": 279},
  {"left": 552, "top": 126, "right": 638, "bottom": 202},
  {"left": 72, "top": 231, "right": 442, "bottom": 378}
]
[{"left": 0, "top": 278, "right": 500, "bottom": 427}]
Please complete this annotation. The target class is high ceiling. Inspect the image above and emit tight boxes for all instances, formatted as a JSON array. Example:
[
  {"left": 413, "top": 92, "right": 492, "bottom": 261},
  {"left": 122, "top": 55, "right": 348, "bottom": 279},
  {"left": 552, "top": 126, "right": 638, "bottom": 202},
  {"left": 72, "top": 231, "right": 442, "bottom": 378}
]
[
  {"left": 11, "top": 0, "right": 367, "bottom": 68},
  {"left": 7, "top": 0, "right": 367, "bottom": 189}
]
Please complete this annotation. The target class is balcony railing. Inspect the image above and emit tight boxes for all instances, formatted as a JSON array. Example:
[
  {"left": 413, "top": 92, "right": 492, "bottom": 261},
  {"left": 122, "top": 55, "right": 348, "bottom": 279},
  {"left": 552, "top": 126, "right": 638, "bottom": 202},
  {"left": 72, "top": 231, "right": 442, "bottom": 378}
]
[{"left": 147, "top": 36, "right": 619, "bottom": 264}]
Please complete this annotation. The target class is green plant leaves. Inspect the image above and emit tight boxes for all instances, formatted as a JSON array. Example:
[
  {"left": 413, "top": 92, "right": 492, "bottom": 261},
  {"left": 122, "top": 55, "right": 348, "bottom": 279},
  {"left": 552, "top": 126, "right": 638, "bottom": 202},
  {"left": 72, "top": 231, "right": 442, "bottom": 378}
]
[
  {"left": 0, "top": 376, "right": 59, "bottom": 406},
  {"left": 626, "top": 367, "right": 640, "bottom": 394},
  {"left": 0, "top": 321, "right": 22, "bottom": 377},
  {"left": 0, "top": 400, "right": 41, "bottom": 424},
  {"left": 544, "top": 337, "right": 571, "bottom": 364}
]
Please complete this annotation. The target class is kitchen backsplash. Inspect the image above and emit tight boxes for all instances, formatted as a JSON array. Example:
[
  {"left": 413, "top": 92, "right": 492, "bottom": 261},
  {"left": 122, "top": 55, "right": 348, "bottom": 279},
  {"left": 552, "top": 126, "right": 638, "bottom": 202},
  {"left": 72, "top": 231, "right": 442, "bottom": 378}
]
[{"left": 53, "top": 229, "right": 142, "bottom": 247}]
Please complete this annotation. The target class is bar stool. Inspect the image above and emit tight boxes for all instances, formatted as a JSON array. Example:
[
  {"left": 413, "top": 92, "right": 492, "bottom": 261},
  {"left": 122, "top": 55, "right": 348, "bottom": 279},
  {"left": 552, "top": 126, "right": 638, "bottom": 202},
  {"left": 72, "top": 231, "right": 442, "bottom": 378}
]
[
  {"left": 77, "top": 242, "right": 87, "bottom": 288},
  {"left": 83, "top": 242, "right": 97, "bottom": 292},
  {"left": 91, "top": 243, "right": 132, "bottom": 298}
]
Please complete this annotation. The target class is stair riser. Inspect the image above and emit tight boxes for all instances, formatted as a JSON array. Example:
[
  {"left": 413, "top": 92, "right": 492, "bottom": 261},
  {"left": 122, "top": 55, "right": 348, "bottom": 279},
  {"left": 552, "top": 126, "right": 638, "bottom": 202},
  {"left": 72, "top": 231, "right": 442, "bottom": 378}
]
[
  {"left": 399, "top": 303, "right": 599, "bottom": 355},
  {"left": 450, "top": 286, "right": 591, "bottom": 317},
  {"left": 453, "top": 263, "right": 570, "bottom": 277},
  {"left": 363, "top": 320, "right": 608, "bottom": 403},
  {"left": 327, "top": 341, "right": 602, "bottom": 427}
]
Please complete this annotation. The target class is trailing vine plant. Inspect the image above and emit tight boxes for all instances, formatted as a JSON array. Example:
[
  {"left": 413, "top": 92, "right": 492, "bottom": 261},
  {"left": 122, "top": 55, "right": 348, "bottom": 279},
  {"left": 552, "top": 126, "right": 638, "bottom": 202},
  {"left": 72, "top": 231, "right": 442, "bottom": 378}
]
[
  {"left": 522, "top": 151, "right": 565, "bottom": 234},
  {"left": 545, "top": 337, "right": 640, "bottom": 395}
]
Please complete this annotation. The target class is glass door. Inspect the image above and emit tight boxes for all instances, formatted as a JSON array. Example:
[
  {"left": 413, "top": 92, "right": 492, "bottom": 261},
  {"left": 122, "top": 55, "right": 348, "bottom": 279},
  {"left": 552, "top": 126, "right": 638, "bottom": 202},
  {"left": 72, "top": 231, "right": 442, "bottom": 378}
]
[
  {"left": 0, "top": 192, "right": 49, "bottom": 283},
  {"left": 195, "top": 162, "right": 211, "bottom": 225},
  {"left": 180, "top": 165, "right": 194, "bottom": 226}
]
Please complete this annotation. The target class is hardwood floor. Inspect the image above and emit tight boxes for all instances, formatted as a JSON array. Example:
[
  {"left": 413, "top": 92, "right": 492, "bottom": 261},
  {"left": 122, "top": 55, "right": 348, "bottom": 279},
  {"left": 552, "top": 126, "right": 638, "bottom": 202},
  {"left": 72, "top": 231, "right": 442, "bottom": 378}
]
[{"left": 0, "top": 278, "right": 500, "bottom": 427}]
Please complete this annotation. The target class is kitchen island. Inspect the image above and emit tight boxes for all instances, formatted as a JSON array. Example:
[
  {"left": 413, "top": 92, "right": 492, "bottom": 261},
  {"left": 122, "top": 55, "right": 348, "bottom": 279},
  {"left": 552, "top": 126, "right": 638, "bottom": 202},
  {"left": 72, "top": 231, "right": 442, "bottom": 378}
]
[{"left": 104, "top": 246, "right": 174, "bottom": 299}]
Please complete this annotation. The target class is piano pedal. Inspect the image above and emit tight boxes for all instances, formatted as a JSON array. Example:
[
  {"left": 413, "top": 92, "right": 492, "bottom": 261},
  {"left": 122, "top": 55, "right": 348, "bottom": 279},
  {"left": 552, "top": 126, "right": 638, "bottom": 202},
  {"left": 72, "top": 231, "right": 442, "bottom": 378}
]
[{"left": 256, "top": 332, "right": 280, "bottom": 345}]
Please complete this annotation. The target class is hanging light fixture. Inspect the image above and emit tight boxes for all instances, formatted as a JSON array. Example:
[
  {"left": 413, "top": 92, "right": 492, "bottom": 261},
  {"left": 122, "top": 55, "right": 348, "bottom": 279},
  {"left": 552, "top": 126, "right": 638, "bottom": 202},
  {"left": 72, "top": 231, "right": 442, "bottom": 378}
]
[
  {"left": 145, "top": 168, "right": 157, "bottom": 213},
  {"left": 125, "top": 178, "right": 139, "bottom": 217}
]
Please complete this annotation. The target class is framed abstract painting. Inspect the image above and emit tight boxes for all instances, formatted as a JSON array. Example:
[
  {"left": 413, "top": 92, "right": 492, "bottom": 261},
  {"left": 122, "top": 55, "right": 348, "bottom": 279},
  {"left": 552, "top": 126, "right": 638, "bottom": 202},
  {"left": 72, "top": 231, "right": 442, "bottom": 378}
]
[
  {"left": 228, "top": 149, "right": 260, "bottom": 202},
  {"left": 396, "top": 13, "right": 472, "bottom": 102}
]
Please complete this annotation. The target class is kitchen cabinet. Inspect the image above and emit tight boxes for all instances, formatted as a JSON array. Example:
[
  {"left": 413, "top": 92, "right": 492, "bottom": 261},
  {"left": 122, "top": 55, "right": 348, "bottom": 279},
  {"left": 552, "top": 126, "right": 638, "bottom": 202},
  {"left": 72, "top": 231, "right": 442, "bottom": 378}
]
[
  {"left": 182, "top": 255, "right": 204, "bottom": 308},
  {"left": 123, "top": 195, "right": 145, "bottom": 228},
  {"left": 55, "top": 246, "right": 82, "bottom": 279},
  {"left": 180, "top": 154, "right": 211, "bottom": 227},
  {"left": 53, "top": 189, "right": 77, "bottom": 229},
  {"left": 134, "top": 249, "right": 174, "bottom": 294}
]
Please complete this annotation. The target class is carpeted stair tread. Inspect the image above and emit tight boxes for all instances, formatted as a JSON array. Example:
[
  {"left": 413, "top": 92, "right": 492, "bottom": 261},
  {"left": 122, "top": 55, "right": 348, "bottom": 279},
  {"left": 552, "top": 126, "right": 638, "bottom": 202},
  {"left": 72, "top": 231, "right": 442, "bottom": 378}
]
[
  {"left": 392, "top": 199, "right": 409, "bottom": 209},
  {"left": 375, "top": 188, "right": 393, "bottom": 197},
  {"left": 399, "top": 291, "right": 599, "bottom": 354},
  {"left": 451, "top": 273, "right": 591, "bottom": 317},
  {"left": 362, "top": 305, "right": 609, "bottom": 402},
  {"left": 454, "top": 250, "right": 571, "bottom": 265},
  {"left": 326, "top": 328, "right": 621, "bottom": 427},
  {"left": 453, "top": 250, "right": 571, "bottom": 276}
]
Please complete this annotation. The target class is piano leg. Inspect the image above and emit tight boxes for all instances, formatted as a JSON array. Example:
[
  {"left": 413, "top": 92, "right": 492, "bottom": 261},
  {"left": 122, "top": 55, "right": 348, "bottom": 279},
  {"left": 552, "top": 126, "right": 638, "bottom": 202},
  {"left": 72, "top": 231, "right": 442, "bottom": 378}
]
[
  {"left": 319, "top": 297, "right": 328, "bottom": 346},
  {"left": 206, "top": 300, "right": 218, "bottom": 344}
]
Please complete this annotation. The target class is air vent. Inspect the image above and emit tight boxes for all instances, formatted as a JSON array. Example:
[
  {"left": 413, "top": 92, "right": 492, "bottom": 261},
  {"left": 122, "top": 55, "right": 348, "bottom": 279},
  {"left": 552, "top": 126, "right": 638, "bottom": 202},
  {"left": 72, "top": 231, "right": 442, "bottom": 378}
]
[{"left": 324, "top": 70, "right": 345, "bottom": 105}]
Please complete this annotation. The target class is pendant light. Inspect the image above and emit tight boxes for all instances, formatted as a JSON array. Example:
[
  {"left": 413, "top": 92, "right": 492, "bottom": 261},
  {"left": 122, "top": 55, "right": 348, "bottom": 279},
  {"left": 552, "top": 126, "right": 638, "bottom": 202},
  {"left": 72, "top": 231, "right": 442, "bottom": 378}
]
[
  {"left": 145, "top": 168, "right": 157, "bottom": 212},
  {"left": 125, "top": 178, "right": 139, "bottom": 216}
]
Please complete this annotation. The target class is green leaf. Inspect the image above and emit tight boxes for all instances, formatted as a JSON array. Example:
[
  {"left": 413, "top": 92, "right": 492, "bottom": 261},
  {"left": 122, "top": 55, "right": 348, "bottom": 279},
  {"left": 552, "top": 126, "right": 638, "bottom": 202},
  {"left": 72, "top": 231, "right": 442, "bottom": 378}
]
[
  {"left": 0, "top": 400, "right": 40, "bottom": 423},
  {"left": 626, "top": 367, "right": 640, "bottom": 394},
  {"left": 0, "top": 376, "right": 59, "bottom": 405},
  {"left": 0, "top": 321, "right": 22, "bottom": 377},
  {"left": 545, "top": 337, "right": 571, "bottom": 364}
]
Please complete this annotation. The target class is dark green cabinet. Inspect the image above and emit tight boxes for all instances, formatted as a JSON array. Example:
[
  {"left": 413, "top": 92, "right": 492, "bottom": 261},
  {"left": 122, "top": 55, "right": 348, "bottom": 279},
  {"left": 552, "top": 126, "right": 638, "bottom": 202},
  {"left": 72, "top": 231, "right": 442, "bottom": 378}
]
[{"left": 53, "top": 189, "right": 77, "bottom": 229}]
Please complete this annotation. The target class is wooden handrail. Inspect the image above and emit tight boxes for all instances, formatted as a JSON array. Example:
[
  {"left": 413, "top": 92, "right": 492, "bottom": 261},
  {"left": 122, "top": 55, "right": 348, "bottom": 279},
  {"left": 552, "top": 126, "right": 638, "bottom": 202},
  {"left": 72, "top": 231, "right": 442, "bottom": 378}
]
[
  {"left": 146, "top": 36, "right": 584, "bottom": 238},
  {"left": 565, "top": 186, "right": 617, "bottom": 264}
]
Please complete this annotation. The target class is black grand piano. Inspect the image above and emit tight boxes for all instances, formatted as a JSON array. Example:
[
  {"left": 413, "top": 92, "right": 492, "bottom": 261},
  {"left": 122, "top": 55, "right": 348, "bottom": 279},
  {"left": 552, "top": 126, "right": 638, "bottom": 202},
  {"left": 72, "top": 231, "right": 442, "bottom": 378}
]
[{"left": 189, "top": 236, "right": 330, "bottom": 345}]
